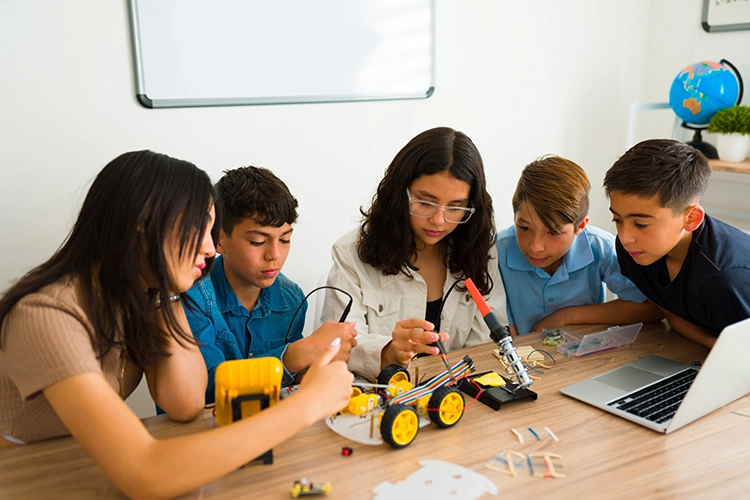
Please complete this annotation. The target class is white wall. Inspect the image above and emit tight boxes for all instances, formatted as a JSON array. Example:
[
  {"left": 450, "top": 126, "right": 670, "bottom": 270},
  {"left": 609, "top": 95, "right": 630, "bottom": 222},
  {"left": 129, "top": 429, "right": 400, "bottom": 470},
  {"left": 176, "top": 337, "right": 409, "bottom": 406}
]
[
  {"left": 0, "top": 0, "right": 654, "bottom": 304},
  {"left": 639, "top": 0, "right": 750, "bottom": 231},
  {"left": 2, "top": 0, "right": 748, "bottom": 417}
]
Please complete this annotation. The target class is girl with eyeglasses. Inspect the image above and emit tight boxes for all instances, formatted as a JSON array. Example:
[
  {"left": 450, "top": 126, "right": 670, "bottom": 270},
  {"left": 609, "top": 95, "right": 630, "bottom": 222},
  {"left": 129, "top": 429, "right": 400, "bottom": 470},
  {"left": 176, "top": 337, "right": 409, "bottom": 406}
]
[
  {"left": 0, "top": 151, "right": 353, "bottom": 498},
  {"left": 322, "top": 127, "right": 507, "bottom": 382}
]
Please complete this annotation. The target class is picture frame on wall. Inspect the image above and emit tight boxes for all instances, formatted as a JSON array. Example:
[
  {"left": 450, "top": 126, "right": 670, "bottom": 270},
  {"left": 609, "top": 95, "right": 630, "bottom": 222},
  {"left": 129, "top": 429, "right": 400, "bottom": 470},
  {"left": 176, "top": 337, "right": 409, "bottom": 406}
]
[{"left": 702, "top": 0, "right": 750, "bottom": 32}]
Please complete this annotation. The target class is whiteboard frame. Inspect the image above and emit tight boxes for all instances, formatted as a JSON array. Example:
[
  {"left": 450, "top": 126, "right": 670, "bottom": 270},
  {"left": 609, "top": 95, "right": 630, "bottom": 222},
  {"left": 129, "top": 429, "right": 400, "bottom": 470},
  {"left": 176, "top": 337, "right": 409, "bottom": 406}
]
[
  {"left": 702, "top": 0, "right": 750, "bottom": 33},
  {"left": 127, "top": 0, "right": 435, "bottom": 109}
]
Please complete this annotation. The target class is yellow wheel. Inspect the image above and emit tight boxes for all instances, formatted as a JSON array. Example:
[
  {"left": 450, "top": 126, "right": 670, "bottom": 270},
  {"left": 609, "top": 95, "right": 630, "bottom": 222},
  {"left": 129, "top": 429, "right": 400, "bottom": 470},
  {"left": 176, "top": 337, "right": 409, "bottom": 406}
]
[
  {"left": 380, "top": 404, "right": 419, "bottom": 448},
  {"left": 377, "top": 365, "right": 410, "bottom": 386},
  {"left": 428, "top": 386, "right": 464, "bottom": 428}
]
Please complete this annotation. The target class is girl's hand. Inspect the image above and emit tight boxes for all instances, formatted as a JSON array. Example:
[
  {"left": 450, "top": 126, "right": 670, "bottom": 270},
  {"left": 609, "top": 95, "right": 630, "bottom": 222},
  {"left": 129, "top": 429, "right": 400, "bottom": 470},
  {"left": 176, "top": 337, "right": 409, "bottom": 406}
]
[
  {"left": 381, "top": 318, "right": 450, "bottom": 367},
  {"left": 295, "top": 338, "right": 354, "bottom": 421}
]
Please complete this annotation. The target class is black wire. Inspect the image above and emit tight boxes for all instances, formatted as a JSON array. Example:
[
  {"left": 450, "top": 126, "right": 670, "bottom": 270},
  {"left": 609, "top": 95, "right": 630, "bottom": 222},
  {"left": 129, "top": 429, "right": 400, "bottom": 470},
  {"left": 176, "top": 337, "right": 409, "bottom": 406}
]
[
  {"left": 432, "top": 278, "right": 464, "bottom": 333},
  {"left": 283, "top": 285, "right": 353, "bottom": 344},
  {"left": 527, "top": 349, "right": 557, "bottom": 364}
]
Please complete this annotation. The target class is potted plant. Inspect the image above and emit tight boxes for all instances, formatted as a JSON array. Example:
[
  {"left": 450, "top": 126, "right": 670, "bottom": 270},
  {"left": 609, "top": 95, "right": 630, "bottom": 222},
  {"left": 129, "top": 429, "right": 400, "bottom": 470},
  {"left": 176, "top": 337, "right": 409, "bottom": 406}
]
[{"left": 707, "top": 105, "right": 750, "bottom": 162}]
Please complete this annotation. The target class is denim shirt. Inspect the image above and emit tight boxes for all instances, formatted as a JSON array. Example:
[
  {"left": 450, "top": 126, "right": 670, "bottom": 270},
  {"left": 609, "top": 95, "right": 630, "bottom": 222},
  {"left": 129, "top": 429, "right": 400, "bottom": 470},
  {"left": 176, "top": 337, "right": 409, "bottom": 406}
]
[{"left": 184, "top": 255, "right": 307, "bottom": 403}]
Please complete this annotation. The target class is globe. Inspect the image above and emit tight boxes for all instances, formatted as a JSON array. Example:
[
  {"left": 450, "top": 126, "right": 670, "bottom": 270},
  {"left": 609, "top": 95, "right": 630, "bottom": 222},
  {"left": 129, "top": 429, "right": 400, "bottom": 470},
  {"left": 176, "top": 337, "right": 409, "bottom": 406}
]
[{"left": 669, "top": 61, "right": 740, "bottom": 126}]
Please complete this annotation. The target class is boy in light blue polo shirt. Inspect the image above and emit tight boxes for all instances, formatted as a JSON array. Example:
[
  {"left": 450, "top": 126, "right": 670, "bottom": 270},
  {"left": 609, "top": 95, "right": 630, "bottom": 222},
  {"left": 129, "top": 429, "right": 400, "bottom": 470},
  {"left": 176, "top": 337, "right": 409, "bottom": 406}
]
[
  {"left": 496, "top": 156, "right": 662, "bottom": 336},
  {"left": 184, "top": 167, "right": 357, "bottom": 404}
]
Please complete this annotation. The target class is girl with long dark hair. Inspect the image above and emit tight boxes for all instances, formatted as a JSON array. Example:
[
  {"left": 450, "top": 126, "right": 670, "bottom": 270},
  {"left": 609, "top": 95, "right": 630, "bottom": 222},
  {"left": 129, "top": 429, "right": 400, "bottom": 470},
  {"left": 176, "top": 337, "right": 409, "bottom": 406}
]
[
  {"left": 322, "top": 127, "right": 506, "bottom": 381},
  {"left": 0, "top": 151, "right": 352, "bottom": 498}
]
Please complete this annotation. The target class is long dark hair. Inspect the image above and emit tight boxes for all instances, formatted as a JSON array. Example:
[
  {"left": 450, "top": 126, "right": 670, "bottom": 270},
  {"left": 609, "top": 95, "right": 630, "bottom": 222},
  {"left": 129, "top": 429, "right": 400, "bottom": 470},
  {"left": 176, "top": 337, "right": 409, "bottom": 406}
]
[
  {"left": 0, "top": 151, "right": 216, "bottom": 367},
  {"left": 358, "top": 127, "right": 496, "bottom": 294}
]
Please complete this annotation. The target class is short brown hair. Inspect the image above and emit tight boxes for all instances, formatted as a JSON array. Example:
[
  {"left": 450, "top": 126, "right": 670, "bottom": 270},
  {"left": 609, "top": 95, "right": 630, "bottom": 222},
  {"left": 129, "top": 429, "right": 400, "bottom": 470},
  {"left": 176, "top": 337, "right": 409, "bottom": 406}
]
[
  {"left": 512, "top": 155, "right": 590, "bottom": 232},
  {"left": 603, "top": 139, "right": 711, "bottom": 211},
  {"left": 215, "top": 166, "right": 298, "bottom": 237}
]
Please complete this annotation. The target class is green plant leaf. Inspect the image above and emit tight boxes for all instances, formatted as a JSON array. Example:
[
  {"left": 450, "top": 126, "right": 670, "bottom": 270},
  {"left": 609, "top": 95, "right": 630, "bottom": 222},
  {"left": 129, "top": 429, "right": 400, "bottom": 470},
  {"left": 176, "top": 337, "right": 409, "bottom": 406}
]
[{"left": 707, "top": 105, "right": 750, "bottom": 136}]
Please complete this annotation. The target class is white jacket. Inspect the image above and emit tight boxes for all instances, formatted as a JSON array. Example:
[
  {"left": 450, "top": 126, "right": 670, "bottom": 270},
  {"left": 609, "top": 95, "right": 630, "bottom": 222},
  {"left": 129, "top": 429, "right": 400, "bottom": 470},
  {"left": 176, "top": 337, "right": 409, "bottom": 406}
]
[{"left": 322, "top": 229, "right": 507, "bottom": 381}]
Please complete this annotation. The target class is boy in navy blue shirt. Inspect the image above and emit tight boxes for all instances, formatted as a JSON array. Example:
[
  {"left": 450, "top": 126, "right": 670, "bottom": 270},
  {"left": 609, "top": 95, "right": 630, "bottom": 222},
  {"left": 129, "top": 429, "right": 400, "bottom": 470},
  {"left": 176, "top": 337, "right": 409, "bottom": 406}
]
[
  {"left": 604, "top": 139, "right": 750, "bottom": 348},
  {"left": 185, "top": 167, "right": 357, "bottom": 403}
]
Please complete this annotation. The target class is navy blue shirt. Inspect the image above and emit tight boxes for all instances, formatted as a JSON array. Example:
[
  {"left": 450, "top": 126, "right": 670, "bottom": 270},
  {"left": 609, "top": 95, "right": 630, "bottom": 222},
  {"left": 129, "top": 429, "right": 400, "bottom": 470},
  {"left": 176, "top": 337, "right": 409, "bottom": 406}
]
[
  {"left": 184, "top": 255, "right": 307, "bottom": 403},
  {"left": 617, "top": 214, "right": 750, "bottom": 335}
]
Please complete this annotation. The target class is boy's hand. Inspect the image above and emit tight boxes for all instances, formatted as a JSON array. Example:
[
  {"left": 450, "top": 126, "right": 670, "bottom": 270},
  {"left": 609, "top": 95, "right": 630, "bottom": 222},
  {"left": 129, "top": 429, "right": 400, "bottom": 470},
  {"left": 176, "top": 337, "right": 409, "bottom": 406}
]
[
  {"left": 381, "top": 318, "right": 450, "bottom": 368},
  {"left": 532, "top": 310, "right": 570, "bottom": 333},
  {"left": 284, "top": 322, "right": 357, "bottom": 372},
  {"left": 308, "top": 321, "right": 358, "bottom": 362}
]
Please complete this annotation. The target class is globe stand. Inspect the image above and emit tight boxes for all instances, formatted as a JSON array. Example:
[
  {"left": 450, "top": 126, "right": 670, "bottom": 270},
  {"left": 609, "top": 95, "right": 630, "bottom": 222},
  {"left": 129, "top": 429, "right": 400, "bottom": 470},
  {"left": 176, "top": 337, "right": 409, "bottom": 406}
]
[{"left": 682, "top": 123, "right": 718, "bottom": 159}]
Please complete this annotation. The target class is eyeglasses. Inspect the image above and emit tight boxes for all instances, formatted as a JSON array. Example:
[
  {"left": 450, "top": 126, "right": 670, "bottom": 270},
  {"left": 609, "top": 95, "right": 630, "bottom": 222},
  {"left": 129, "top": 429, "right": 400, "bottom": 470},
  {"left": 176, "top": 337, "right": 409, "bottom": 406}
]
[{"left": 406, "top": 189, "right": 475, "bottom": 224}]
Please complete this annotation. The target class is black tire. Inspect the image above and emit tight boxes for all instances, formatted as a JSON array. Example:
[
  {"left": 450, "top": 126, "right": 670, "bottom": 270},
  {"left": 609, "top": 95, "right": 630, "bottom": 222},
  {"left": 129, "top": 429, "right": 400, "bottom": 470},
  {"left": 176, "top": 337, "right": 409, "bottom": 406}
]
[
  {"left": 377, "top": 365, "right": 411, "bottom": 386},
  {"left": 380, "top": 404, "right": 419, "bottom": 448},
  {"left": 428, "top": 386, "right": 465, "bottom": 428}
]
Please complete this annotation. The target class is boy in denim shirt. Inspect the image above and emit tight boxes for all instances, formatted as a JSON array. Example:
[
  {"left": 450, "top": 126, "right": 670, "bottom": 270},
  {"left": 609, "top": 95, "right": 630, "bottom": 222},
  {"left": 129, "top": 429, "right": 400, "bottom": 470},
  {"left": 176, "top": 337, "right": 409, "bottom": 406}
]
[
  {"left": 496, "top": 155, "right": 662, "bottom": 335},
  {"left": 185, "top": 167, "right": 357, "bottom": 403}
]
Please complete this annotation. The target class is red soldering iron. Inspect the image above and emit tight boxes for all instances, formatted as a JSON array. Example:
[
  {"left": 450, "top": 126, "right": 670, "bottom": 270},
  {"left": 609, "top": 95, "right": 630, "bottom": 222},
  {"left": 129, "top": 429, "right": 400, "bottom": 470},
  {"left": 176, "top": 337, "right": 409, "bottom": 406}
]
[{"left": 464, "top": 278, "right": 532, "bottom": 390}]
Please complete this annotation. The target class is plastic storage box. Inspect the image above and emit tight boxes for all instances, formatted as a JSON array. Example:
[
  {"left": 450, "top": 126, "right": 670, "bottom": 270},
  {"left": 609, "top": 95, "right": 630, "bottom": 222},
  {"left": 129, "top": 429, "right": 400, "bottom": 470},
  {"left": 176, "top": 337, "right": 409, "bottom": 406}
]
[{"left": 553, "top": 323, "right": 643, "bottom": 359}]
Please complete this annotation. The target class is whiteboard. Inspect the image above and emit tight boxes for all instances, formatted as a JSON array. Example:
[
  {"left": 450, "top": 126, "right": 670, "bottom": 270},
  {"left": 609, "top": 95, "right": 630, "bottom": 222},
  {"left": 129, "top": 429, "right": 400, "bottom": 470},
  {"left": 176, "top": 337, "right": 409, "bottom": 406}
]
[
  {"left": 127, "top": 0, "right": 435, "bottom": 108},
  {"left": 702, "top": 0, "right": 750, "bottom": 32}
]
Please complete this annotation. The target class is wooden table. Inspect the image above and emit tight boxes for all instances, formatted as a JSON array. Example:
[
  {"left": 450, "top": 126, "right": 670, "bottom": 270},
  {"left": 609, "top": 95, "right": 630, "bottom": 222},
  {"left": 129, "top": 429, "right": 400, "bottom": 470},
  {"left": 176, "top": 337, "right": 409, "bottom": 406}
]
[{"left": 3, "top": 321, "right": 750, "bottom": 499}]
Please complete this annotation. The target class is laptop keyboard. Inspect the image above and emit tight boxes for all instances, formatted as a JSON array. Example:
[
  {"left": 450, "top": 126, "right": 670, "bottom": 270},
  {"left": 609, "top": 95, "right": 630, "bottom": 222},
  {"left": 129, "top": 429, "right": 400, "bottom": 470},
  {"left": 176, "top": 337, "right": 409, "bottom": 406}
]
[{"left": 607, "top": 368, "right": 699, "bottom": 424}]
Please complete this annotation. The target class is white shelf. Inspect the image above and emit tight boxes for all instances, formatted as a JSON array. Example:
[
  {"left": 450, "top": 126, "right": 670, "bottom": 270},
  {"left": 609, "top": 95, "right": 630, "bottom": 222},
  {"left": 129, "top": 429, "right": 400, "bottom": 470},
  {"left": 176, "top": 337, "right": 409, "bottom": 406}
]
[{"left": 708, "top": 159, "right": 750, "bottom": 175}]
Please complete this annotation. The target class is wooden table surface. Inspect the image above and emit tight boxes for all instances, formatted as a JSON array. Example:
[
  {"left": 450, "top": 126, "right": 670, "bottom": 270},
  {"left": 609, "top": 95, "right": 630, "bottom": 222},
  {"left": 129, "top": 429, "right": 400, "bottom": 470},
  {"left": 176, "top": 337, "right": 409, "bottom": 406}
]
[{"left": 2, "top": 320, "right": 750, "bottom": 499}]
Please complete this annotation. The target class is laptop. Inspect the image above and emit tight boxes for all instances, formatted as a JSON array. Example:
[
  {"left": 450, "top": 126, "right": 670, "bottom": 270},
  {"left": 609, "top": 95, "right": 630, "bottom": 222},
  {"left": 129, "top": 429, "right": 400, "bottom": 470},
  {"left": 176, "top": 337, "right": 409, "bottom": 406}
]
[{"left": 560, "top": 317, "right": 750, "bottom": 433}]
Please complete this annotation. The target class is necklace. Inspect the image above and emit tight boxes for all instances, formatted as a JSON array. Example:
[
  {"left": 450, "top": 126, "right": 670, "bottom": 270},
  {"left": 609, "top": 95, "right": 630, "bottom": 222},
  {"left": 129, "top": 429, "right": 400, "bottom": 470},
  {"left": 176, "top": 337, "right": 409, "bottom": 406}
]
[{"left": 119, "top": 342, "right": 128, "bottom": 399}]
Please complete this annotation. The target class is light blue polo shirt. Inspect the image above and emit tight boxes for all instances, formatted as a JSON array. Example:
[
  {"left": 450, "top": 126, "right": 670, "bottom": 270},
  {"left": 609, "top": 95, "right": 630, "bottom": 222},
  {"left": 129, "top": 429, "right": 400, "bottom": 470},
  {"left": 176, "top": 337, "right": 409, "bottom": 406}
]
[{"left": 496, "top": 224, "right": 647, "bottom": 335}]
